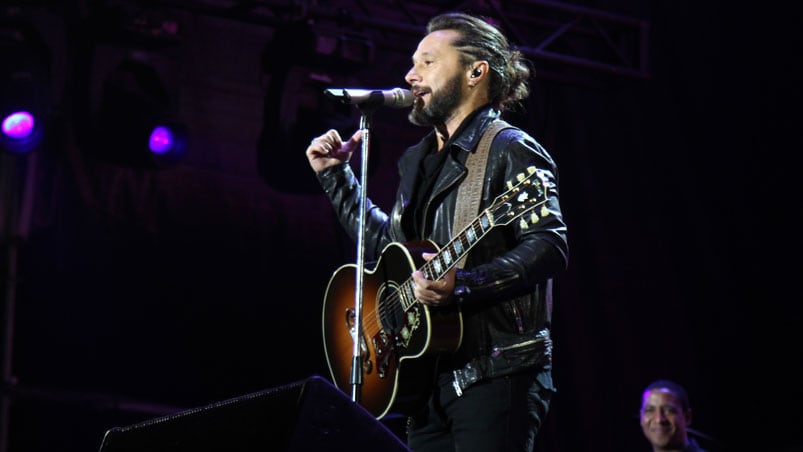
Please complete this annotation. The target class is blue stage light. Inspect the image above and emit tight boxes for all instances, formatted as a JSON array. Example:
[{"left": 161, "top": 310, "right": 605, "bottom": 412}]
[
  {"left": 148, "top": 125, "right": 173, "bottom": 154},
  {"left": 0, "top": 110, "right": 42, "bottom": 154},
  {"left": 147, "top": 123, "right": 187, "bottom": 165},
  {"left": 93, "top": 59, "right": 188, "bottom": 167},
  {"left": 0, "top": 21, "right": 49, "bottom": 156},
  {"left": 2, "top": 111, "right": 35, "bottom": 139}
]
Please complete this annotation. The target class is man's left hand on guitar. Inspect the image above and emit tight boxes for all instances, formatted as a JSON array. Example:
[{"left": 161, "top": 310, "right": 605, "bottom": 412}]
[{"left": 412, "top": 252, "right": 456, "bottom": 306}]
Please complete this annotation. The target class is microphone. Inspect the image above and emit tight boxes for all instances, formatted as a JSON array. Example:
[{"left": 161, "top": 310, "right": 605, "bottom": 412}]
[{"left": 323, "top": 87, "right": 414, "bottom": 109}]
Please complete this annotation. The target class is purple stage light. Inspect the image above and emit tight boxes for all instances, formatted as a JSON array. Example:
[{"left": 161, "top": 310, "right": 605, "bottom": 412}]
[
  {"left": 1, "top": 111, "right": 35, "bottom": 140},
  {"left": 143, "top": 123, "right": 187, "bottom": 165},
  {"left": 148, "top": 125, "right": 174, "bottom": 154}
]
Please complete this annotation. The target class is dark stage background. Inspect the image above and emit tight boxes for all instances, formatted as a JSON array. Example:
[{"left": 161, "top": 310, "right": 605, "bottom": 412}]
[{"left": 1, "top": 1, "right": 801, "bottom": 451}]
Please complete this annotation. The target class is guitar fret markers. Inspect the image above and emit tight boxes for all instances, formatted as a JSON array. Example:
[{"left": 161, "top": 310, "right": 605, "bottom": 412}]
[
  {"left": 433, "top": 258, "right": 443, "bottom": 275},
  {"left": 480, "top": 213, "right": 491, "bottom": 230},
  {"left": 466, "top": 226, "right": 476, "bottom": 243},
  {"left": 403, "top": 283, "right": 415, "bottom": 309},
  {"left": 403, "top": 170, "right": 545, "bottom": 313}
]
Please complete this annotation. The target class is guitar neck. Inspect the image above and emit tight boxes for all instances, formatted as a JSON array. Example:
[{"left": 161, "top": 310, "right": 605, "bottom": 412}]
[
  {"left": 398, "top": 165, "right": 550, "bottom": 312},
  {"left": 399, "top": 210, "right": 495, "bottom": 311}
]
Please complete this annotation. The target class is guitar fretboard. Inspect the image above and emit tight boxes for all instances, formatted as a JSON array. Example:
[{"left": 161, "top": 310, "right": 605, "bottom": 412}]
[
  {"left": 399, "top": 211, "right": 494, "bottom": 311},
  {"left": 397, "top": 165, "right": 549, "bottom": 313}
]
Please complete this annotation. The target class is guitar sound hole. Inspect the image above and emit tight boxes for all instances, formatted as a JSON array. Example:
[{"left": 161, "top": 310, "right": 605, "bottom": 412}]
[{"left": 377, "top": 286, "right": 403, "bottom": 333}]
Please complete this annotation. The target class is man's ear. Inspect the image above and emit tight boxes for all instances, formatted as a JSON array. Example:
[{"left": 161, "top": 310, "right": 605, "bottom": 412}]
[{"left": 467, "top": 61, "right": 489, "bottom": 83}]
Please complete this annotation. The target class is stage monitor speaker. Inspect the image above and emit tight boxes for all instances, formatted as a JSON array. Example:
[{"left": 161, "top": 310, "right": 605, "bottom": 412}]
[{"left": 98, "top": 375, "right": 409, "bottom": 452}]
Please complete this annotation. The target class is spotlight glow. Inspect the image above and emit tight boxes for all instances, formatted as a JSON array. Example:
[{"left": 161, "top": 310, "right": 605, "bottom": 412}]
[
  {"left": 1, "top": 111, "right": 35, "bottom": 140},
  {"left": 148, "top": 125, "right": 174, "bottom": 154}
]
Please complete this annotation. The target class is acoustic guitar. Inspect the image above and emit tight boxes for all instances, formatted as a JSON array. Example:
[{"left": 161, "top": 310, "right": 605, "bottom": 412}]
[{"left": 322, "top": 165, "right": 551, "bottom": 419}]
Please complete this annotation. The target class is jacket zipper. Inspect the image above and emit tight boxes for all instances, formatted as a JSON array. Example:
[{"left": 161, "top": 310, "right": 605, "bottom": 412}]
[{"left": 491, "top": 329, "right": 550, "bottom": 357}]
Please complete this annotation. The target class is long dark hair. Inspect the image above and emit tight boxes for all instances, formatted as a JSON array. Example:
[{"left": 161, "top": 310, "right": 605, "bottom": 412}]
[{"left": 426, "top": 12, "right": 531, "bottom": 111}]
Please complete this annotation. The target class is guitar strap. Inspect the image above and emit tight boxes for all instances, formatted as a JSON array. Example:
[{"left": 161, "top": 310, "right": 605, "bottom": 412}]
[
  {"left": 448, "top": 119, "right": 555, "bottom": 399},
  {"left": 452, "top": 119, "right": 512, "bottom": 269}
]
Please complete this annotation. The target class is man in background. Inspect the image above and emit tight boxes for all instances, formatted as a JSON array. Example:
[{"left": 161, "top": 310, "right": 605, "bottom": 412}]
[{"left": 640, "top": 379, "right": 709, "bottom": 452}]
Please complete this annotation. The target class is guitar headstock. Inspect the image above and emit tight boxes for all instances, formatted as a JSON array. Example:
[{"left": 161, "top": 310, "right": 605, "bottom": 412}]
[{"left": 487, "top": 166, "right": 551, "bottom": 228}]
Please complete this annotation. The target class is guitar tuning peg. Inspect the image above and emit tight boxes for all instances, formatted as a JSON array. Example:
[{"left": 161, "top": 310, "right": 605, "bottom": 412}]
[
  {"left": 516, "top": 172, "right": 526, "bottom": 182},
  {"left": 530, "top": 212, "right": 540, "bottom": 224},
  {"left": 527, "top": 166, "right": 536, "bottom": 175},
  {"left": 507, "top": 180, "right": 514, "bottom": 190},
  {"left": 540, "top": 205, "right": 549, "bottom": 217},
  {"left": 519, "top": 218, "right": 529, "bottom": 229}
]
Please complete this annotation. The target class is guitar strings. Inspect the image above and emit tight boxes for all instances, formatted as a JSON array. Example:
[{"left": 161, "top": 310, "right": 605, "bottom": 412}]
[
  {"left": 339, "top": 213, "right": 490, "bottom": 361},
  {"left": 332, "top": 170, "right": 549, "bottom": 361}
]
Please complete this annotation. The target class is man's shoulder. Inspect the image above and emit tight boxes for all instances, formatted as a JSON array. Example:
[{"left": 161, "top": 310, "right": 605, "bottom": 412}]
[{"left": 490, "top": 123, "right": 554, "bottom": 164}]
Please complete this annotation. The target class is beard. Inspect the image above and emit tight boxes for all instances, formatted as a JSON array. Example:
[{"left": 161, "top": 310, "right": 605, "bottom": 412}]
[{"left": 408, "top": 72, "right": 464, "bottom": 127}]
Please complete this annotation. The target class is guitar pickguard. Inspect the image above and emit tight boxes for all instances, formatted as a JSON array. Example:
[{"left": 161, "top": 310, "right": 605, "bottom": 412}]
[
  {"left": 376, "top": 281, "right": 422, "bottom": 349},
  {"left": 373, "top": 282, "right": 423, "bottom": 378}
]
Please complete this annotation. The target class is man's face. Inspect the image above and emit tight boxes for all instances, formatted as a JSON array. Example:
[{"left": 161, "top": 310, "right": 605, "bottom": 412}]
[
  {"left": 640, "top": 388, "right": 690, "bottom": 450},
  {"left": 405, "top": 29, "right": 467, "bottom": 127}
]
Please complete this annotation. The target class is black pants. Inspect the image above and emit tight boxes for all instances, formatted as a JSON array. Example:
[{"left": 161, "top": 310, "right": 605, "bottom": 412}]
[{"left": 406, "top": 371, "right": 553, "bottom": 452}]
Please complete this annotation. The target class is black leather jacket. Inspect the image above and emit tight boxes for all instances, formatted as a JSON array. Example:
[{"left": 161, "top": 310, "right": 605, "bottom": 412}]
[{"left": 317, "top": 107, "right": 568, "bottom": 391}]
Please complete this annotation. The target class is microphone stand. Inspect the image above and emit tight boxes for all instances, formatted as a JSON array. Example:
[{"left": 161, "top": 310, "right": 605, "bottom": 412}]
[{"left": 349, "top": 100, "right": 381, "bottom": 404}]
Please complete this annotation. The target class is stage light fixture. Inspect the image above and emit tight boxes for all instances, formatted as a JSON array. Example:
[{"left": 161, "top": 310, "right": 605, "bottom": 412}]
[
  {"left": 148, "top": 125, "right": 174, "bottom": 154},
  {"left": 147, "top": 122, "right": 187, "bottom": 165},
  {"left": 93, "top": 57, "right": 187, "bottom": 167},
  {"left": 2, "top": 111, "right": 35, "bottom": 139},
  {"left": 0, "top": 21, "right": 49, "bottom": 155},
  {"left": 0, "top": 110, "right": 42, "bottom": 154}
]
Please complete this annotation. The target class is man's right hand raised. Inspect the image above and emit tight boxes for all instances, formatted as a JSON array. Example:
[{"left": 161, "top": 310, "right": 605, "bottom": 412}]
[{"left": 306, "top": 129, "right": 363, "bottom": 173}]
